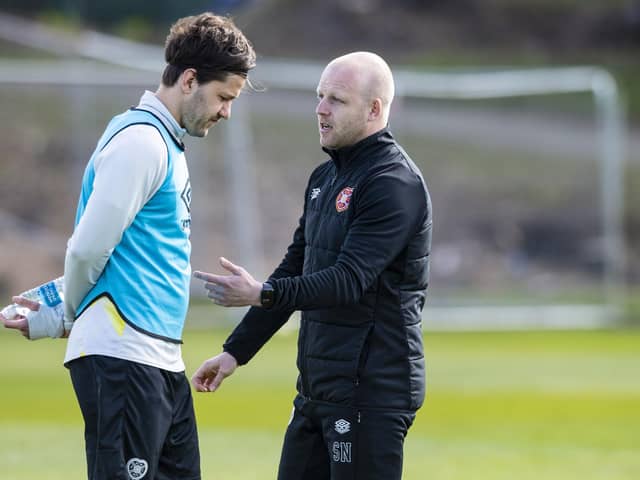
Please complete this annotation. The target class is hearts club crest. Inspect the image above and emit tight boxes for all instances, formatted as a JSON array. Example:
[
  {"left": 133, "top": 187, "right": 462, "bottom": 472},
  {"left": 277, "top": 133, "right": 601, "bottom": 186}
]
[
  {"left": 126, "top": 458, "right": 148, "bottom": 479},
  {"left": 335, "top": 187, "right": 354, "bottom": 213}
]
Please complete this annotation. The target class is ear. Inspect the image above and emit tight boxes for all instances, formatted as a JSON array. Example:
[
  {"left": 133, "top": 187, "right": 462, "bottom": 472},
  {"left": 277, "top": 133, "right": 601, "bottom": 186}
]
[
  {"left": 368, "top": 98, "right": 382, "bottom": 121},
  {"left": 180, "top": 68, "right": 197, "bottom": 94}
]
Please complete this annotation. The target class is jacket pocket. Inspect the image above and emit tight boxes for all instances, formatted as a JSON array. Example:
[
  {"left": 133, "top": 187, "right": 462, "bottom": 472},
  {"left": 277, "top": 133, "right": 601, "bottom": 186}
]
[{"left": 304, "top": 320, "right": 373, "bottom": 404}]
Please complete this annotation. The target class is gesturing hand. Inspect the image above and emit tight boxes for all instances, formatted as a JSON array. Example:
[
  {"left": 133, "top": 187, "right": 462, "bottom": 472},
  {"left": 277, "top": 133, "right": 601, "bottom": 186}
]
[{"left": 194, "top": 257, "right": 262, "bottom": 307}]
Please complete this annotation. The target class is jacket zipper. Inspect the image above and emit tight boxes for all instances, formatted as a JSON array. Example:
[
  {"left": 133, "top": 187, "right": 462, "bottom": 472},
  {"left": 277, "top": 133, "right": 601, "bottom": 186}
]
[
  {"left": 300, "top": 168, "right": 344, "bottom": 400},
  {"left": 301, "top": 168, "right": 340, "bottom": 400}
]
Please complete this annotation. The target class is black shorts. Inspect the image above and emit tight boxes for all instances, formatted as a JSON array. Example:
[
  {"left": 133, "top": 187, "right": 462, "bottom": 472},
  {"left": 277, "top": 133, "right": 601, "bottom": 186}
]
[
  {"left": 68, "top": 355, "right": 200, "bottom": 480},
  {"left": 278, "top": 395, "right": 416, "bottom": 480}
]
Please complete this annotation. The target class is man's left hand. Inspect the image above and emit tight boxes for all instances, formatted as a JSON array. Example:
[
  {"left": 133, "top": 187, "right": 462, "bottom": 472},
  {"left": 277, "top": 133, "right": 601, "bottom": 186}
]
[
  {"left": 194, "top": 257, "right": 262, "bottom": 307},
  {"left": 191, "top": 351, "right": 238, "bottom": 392}
]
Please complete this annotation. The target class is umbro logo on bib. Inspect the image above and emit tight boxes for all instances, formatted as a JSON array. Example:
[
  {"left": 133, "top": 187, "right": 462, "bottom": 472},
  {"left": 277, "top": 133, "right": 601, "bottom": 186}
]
[{"left": 181, "top": 179, "right": 192, "bottom": 212}]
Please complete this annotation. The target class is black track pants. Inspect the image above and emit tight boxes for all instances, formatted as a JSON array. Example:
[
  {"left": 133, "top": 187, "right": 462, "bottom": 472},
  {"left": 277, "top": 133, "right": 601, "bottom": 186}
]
[{"left": 278, "top": 395, "right": 415, "bottom": 480}]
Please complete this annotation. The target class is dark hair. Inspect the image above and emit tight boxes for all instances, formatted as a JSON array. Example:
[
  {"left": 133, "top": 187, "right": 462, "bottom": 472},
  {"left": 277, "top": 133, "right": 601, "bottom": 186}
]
[{"left": 161, "top": 12, "right": 256, "bottom": 87}]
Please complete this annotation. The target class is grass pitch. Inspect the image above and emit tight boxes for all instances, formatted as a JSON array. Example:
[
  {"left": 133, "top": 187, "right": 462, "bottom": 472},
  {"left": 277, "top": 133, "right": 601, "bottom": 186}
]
[{"left": 0, "top": 313, "right": 638, "bottom": 479}]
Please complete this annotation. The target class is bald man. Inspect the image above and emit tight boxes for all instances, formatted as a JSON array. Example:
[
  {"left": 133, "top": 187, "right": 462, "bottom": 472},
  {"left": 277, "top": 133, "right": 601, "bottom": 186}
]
[{"left": 192, "top": 52, "right": 432, "bottom": 480}]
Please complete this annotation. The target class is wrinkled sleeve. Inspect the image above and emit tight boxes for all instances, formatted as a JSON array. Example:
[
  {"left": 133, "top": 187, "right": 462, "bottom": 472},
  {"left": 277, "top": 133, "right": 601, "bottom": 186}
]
[{"left": 270, "top": 172, "right": 427, "bottom": 311}]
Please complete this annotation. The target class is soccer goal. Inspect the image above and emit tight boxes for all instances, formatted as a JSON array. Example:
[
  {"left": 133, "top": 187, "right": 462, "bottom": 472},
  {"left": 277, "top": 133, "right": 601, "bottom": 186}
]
[
  {"left": 0, "top": 13, "right": 627, "bottom": 329},
  {"left": 247, "top": 61, "right": 627, "bottom": 330}
]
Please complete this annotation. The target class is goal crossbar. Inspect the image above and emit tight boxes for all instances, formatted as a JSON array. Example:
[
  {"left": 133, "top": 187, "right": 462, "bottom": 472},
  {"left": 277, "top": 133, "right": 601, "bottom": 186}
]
[{"left": 0, "top": 13, "right": 627, "bottom": 329}]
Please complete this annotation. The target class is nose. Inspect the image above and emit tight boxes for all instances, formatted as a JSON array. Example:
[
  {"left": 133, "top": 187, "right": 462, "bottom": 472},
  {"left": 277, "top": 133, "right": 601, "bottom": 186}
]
[
  {"left": 316, "top": 98, "right": 328, "bottom": 116},
  {"left": 220, "top": 101, "right": 232, "bottom": 120}
]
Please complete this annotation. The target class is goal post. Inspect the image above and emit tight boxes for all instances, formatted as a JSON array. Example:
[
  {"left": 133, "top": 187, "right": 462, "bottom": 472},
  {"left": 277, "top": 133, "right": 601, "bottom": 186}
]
[
  {"left": 251, "top": 61, "right": 627, "bottom": 329},
  {"left": 0, "top": 13, "right": 627, "bottom": 329}
]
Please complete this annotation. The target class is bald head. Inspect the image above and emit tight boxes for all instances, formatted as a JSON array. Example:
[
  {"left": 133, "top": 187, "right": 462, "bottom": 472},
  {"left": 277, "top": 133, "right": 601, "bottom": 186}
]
[
  {"left": 315, "top": 51, "right": 395, "bottom": 149},
  {"left": 325, "top": 51, "right": 395, "bottom": 123}
]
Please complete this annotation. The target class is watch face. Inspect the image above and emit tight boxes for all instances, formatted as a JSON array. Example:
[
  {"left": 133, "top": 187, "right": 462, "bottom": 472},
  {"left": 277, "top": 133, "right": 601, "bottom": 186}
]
[{"left": 261, "top": 283, "right": 274, "bottom": 307}]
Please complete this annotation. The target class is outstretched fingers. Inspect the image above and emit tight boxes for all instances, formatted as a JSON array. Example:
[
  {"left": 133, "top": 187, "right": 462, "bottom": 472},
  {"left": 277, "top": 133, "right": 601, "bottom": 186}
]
[
  {"left": 193, "top": 271, "right": 229, "bottom": 285},
  {"left": 219, "top": 257, "right": 244, "bottom": 275}
]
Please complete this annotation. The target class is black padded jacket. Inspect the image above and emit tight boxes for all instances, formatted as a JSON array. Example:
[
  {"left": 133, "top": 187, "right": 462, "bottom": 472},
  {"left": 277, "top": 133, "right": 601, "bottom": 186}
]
[{"left": 223, "top": 128, "right": 432, "bottom": 411}]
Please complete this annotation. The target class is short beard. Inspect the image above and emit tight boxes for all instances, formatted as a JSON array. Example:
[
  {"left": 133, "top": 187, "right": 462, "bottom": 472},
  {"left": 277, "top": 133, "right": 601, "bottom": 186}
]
[{"left": 183, "top": 90, "right": 207, "bottom": 137}]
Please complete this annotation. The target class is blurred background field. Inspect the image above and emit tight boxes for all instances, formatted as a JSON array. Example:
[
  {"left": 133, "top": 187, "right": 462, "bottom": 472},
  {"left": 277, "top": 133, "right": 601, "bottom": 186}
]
[
  {"left": 1, "top": 310, "right": 639, "bottom": 479},
  {"left": 0, "top": 0, "right": 640, "bottom": 317},
  {"left": 1, "top": 1, "right": 640, "bottom": 479}
]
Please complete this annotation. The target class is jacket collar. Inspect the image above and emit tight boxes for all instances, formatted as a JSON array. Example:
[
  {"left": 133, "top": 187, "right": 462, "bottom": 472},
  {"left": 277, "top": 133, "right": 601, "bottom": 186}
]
[{"left": 323, "top": 127, "right": 394, "bottom": 171}]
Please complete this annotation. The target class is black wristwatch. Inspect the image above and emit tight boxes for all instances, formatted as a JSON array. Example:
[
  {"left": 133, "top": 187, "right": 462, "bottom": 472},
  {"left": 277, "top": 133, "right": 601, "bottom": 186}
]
[{"left": 260, "top": 282, "right": 275, "bottom": 308}]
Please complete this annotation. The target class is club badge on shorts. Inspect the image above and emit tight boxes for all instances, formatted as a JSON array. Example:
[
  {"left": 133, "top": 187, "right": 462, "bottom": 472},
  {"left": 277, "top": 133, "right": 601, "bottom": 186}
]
[
  {"left": 126, "top": 458, "right": 148, "bottom": 479},
  {"left": 335, "top": 187, "right": 354, "bottom": 213}
]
